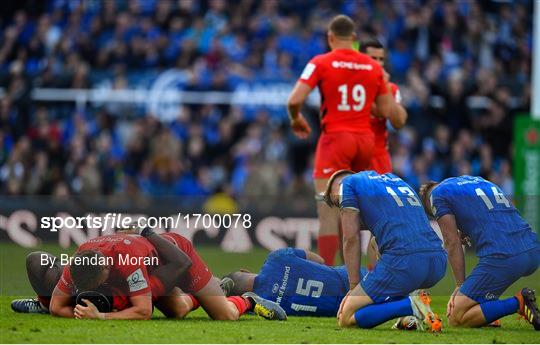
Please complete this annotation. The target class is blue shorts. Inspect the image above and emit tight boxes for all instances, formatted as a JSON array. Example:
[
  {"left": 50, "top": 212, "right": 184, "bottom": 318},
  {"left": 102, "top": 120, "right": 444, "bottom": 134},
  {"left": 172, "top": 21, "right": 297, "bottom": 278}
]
[
  {"left": 361, "top": 250, "right": 447, "bottom": 303},
  {"left": 460, "top": 247, "right": 540, "bottom": 303}
]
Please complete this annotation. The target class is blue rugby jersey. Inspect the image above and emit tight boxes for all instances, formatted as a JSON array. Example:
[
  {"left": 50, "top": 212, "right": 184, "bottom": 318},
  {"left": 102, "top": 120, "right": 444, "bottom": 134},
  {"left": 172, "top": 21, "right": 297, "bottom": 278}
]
[
  {"left": 430, "top": 175, "right": 539, "bottom": 257},
  {"left": 253, "top": 248, "right": 364, "bottom": 316},
  {"left": 340, "top": 171, "right": 443, "bottom": 255}
]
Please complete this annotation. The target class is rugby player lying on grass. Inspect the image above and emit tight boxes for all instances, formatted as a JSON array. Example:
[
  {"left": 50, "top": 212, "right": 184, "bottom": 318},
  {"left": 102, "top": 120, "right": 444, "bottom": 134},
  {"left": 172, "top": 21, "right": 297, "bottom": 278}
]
[
  {"left": 223, "top": 246, "right": 422, "bottom": 330},
  {"left": 12, "top": 228, "right": 191, "bottom": 319},
  {"left": 222, "top": 248, "right": 365, "bottom": 317},
  {"left": 325, "top": 170, "right": 448, "bottom": 331},
  {"left": 420, "top": 176, "right": 540, "bottom": 330},
  {"left": 12, "top": 228, "right": 286, "bottom": 321}
]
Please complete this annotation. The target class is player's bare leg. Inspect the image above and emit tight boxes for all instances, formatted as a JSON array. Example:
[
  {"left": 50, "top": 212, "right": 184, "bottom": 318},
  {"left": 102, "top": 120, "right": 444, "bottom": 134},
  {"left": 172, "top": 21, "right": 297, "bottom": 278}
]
[
  {"left": 337, "top": 284, "right": 373, "bottom": 327},
  {"left": 194, "top": 277, "right": 242, "bottom": 320},
  {"left": 194, "top": 277, "right": 286, "bottom": 321},
  {"left": 338, "top": 285, "right": 441, "bottom": 330},
  {"left": 26, "top": 252, "right": 63, "bottom": 296},
  {"left": 12, "top": 252, "right": 63, "bottom": 313},
  {"left": 154, "top": 288, "right": 194, "bottom": 319},
  {"left": 315, "top": 178, "right": 340, "bottom": 265},
  {"left": 450, "top": 289, "right": 539, "bottom": 329},
  {"left": 448, "top": 293, "right": 483, "bottom": 327}
]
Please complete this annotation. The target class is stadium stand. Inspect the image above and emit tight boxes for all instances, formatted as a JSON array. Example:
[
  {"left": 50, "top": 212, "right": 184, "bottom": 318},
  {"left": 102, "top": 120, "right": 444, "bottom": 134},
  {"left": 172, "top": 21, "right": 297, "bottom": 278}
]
[{"left": 0, "top": 0, "right": 532, "bottom": 200}]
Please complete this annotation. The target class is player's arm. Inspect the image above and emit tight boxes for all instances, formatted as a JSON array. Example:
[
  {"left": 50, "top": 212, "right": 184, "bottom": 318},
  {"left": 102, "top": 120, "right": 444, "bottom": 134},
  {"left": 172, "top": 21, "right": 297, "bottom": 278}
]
[
  {"left": 340, "top": 208, "right": 362, "bottom": 290},
  {"left": 369, "top": 94, "right": 406, "bottom": 128},
  {"left": 50, "top": 287, "right": 75, "bottom": 318},
  {"left": 287, "top": 82, "right": 311, "bottom": 120},
  {"left": 103, "top": 294, "right": 153, "bottom": 320},
  {"left": 144, "top": 231, "right": 192, "bottom": 293},
  {"left": 287, "top": 82, "right": 313, "bottom": 139},
  {"left": 437, "top": 214, "right": 465, "bottom": 286},
  {"left": 373, "top": 92, "right": 395, "bottom": 119},
  {"left": 304, "top": 251, "right": 325, "bottom": 264},
  {"left": 367, "top": 235, "right": 380, "bottom": 267},
  {"left": 388, "top": 103, "right": 407, "bottom": 129},
  {"left": 372, "top": 66, "right": 397, "bottom": 119},
  {"left": 387, "top": 85, "right": 407, "bottom": 129},
  {"left": 74, "top": 293, "right": 154, "bottom": 320}
]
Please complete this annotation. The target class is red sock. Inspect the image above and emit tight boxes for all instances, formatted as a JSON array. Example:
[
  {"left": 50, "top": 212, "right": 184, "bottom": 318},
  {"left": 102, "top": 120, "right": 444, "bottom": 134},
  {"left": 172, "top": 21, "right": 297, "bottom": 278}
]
[
  {"left": 227, "top": 296, "right": 252, "bottom": 315},
  {"left": 187, "top": 294, "right": 200, "bottom": 310},
  {"left": 37, "top": 296, "right": 50, "bottom": 310},
  {"left": 318, "top": 234, "right": 339, "bottom": 266}
]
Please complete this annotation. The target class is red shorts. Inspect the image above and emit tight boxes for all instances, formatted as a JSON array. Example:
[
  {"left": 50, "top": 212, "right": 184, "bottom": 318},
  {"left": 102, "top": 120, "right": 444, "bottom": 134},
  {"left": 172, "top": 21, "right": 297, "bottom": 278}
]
[
  {"left": 369, "top": 149, "right": 392, "bottom": 174},
  {"left": 161, "top": 232, "right": 213, "bottom": 294},
  {"left": 313, "top": 131, "right": 375, "bottom": 178}
]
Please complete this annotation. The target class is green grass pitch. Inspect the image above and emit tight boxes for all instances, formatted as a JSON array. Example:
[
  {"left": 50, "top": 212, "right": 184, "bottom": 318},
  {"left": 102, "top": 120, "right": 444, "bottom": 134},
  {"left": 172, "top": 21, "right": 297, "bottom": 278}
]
[{"left": 1, "top": 243, "right": 539, "bottom": 343}]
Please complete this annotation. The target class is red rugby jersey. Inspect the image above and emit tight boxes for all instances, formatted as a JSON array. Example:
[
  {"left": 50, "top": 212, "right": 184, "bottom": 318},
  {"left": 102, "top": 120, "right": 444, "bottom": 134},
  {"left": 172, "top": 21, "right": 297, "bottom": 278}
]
[
  {"left": 298, "top": 48, "right": 388, "bottom": 133},
  {"left": 56, "top": 234, "right": 158, "bottom": 297},
  {"left": 371, "top": 82, "right": 401, "bottom": 154}
]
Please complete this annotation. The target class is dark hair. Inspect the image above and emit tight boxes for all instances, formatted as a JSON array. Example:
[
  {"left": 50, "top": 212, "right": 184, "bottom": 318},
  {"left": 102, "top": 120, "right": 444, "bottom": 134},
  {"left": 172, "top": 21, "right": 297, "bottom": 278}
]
[
  {"left": 323, "top": 169, "right": 355, "bottom": 207},
  {"left": 359, "top": 37, "right": 384, "bottom": 53},
  {"left": 329, "top": 15, "right": 355, "bottom": 38},
  {"left": 70, "top": 250, "right": 107, "bottom": 291},
  {"left": 418, "top": 181, "right": 439, "bottom": 216}
]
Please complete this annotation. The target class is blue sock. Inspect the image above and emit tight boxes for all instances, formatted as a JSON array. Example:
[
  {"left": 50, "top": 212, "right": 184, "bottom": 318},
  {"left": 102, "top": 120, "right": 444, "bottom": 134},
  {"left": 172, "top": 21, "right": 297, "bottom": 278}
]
[
  {"left": 354, "top": 297, "right": 413, "bottom": 328},
  {"left": 480, "top": 297, "right": 519, "bottom": 323}
]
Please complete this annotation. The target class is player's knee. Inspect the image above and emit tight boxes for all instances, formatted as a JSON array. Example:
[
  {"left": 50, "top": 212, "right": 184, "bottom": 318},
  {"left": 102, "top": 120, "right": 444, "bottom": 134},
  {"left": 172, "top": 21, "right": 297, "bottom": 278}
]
[
  {"left": 338, "top": 303, "right": 357, "bottom": 327},
  {"left": 337, "top": 313, "right": 356, "bottom": 327},
  {"left": 26, "top": 251, "right": 47, "bottom": 273},
  {"left": 213, "top": 306, "right": 239, "bottom": 321},
  {"left": 448, "top": 303, "right": 469, "bottom": 327},
  {"left": 448, "top": 313, "right": 462, "bottom": 327},
  {"left": 170, "top": 299, "right": 192, "bottom": 319}
]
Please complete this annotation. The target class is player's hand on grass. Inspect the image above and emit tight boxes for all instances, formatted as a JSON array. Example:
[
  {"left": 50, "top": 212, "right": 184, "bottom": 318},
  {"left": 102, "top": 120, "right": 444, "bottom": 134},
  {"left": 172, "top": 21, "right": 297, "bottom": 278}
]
[
  {"left": 290, "top": 114, "right": 311, "bottom": 139},
  {"left": 447, "top": 287, "right": 459, "bottom": 317},
  {"left": 74, "top": 299, "right": 105, "bottom": 320}
]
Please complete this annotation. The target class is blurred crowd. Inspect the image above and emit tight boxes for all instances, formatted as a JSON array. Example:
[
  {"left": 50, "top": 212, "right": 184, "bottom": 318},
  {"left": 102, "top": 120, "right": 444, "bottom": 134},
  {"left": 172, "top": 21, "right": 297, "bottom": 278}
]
[{"left": 0, "top": 0, "right": 532, "bottom": 202}]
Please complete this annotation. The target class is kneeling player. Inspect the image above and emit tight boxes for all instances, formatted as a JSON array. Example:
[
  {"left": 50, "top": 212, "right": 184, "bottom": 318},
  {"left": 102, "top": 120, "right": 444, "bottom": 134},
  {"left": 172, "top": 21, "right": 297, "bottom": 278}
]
[
  {"left": 223, "top": 247, "right": 367, "bottom": 317},
  {"left": 420, "top": 176, "right": 540, "bottom": 329},
  {"left": 325, "top": 170, "right": 447, "bottom": 331}
]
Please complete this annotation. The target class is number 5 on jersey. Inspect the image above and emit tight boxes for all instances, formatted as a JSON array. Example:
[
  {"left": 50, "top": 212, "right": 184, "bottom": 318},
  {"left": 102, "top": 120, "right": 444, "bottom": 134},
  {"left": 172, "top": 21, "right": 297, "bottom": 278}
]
[{"left": 296, "top": 279, "right": 324, "bottom": 298}]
